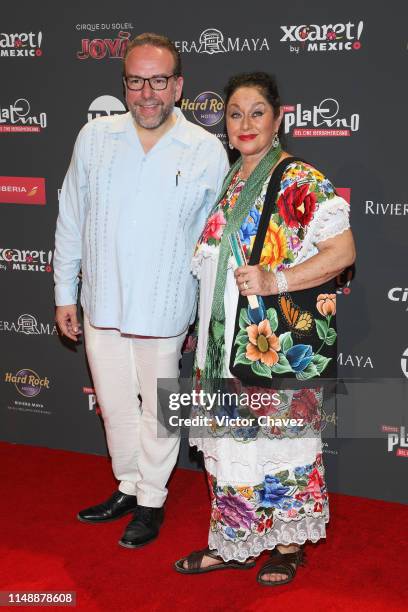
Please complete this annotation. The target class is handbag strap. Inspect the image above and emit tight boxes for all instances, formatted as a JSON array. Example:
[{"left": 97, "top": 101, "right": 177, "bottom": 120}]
[{"left": 249, "top": 157, "right": 306, "bottom": 265}]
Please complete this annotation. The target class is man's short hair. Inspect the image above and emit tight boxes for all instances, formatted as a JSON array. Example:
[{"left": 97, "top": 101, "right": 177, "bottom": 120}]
[{"left": 124, "top": 33, "right": 182, "bottom": 76}]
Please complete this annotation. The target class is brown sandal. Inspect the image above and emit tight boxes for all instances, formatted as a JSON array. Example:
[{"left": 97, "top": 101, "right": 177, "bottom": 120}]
[
  {"left": 257, "top": 546, "right": 305, "bottom": 586},
  {"left": 174, "top": 546, "right": 256, "bottom": 574}
]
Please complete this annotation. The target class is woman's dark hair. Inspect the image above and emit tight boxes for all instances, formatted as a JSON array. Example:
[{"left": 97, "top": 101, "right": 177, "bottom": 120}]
[{"left": 224, "top": 72, "right": 283, "bottom": 137}]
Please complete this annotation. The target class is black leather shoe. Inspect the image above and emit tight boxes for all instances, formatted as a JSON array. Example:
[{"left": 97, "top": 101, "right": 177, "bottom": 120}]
[
  {"left": 77, "top": 491, "right": 138, "bottom": 524},
  {"left": 119, "top": 505, "right": 164, "bottom": 548}
]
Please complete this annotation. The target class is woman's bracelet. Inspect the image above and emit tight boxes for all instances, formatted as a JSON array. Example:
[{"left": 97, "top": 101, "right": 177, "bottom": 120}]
[{"left": 274, "top": 269, "right": 288, "bottom": 294}]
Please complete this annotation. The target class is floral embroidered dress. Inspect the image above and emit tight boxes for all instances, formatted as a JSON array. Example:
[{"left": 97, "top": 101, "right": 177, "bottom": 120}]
[{"left": 191, "top": 161, "right": 350, "bottom": 562}]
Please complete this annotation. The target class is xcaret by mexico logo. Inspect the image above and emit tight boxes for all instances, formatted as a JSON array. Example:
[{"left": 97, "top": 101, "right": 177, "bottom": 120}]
[
  {"left": 0, "top": 31, "right": 43, "bottom": 57},
  {"left": 0, "top": 177, "right": 46, "bottom": 205},
  {"left": 0, "top": 248, "right": 53, "bottom": 272},
  {"left": 180, "top": 91, "right": 224, "bottom": 127},
  {"left": 77, "top": 30, "right": 131, "bottom": 60},
  {"left": 4, "top": 369, "right": 50, "bottom": 398},
  {"left": 283, "top": 99, "right": 360, "bottom": 137},
  {"left": 175, "top": 27, "right": 270, "bottom": 54},
  {"left": 0, "top": 98, "right": 47, "bottom": 133},
  {"left": 87, "top": 95, "right": 126, "bottom": 122},
  {"left": 280, "top": 21, "right": 363, "bottom": 53}
]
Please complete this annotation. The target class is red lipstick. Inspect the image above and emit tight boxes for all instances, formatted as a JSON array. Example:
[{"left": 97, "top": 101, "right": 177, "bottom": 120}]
[{"left": 238, "top": 134, "right": 257, "bottom": 141}]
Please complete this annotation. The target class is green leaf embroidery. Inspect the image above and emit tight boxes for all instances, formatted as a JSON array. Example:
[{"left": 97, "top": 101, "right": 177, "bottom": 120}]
[
  {"left": 239, "top": 308, "right": 250, "bottom": 329},
  {"left": 271, "top": 354, "right": 293, "bottom": 374},
  {"left": 266, "top": 308, "right": 278, "bottom": 332},
  {"left": 296, "top": 363, "right": 319, "bottom": 380},
  {"left": 251, "top": 361, "right": 272, "bottom": 378},
  {"left": 235, "top": 332, "right": 249, "bottom": 347},
  {"left": 236, "top": 530, "right": 246, "bottom": 538},
  {"left": 325, "top": 328, "right": 337, "bottom": 346},
  {"left": 279, "top": 331, "right": 293, "bottom": 354},
  {"left": 235, "top": 344, "right": 246, "bottom": 358},
  {"left": 315, "top": 318, "right": 328, "bottom": 340},
  {"left": 312, "top": 354, "right": 331, "bottom": 374},
  {"left": 295, "top": 478, "right": 308, "bottom": 488},
  {"left": 234, "top": 352, "right": 252, "bottom": 367},
  {"left": 275, "top": 470, "right": 289, "bottom": 480}
]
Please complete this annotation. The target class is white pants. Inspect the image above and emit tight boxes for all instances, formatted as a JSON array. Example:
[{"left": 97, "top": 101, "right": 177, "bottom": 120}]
[{"left": 84, "top": 316, "right": 186, "bottom": 508}]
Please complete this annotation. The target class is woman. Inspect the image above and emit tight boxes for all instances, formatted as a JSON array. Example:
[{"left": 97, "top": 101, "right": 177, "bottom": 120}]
[{"left": 175, "top": 73, "right": 355, "bottom": 585}]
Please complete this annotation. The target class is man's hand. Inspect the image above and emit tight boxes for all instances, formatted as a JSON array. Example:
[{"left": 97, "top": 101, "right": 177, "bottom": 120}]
[{"left": 55, "top": 305, "right": 82, "bottom": 342}]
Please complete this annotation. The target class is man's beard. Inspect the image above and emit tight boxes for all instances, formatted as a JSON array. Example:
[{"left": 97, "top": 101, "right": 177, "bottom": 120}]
[{"left": 129, "top": 98, "right": 175, "bottom": 129}]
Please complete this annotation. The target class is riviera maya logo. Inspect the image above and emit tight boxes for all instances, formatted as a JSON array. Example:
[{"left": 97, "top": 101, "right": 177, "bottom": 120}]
[
  {"left": 0, "top": 314, "right": 57, "bottom": 335},
  {"left": 174, "top": 27, "right": 270, "bottom": 53},
  {"left": 180, "top": 91, "right": 224, "bottom": 127},
  {"left": 280, "top": 21, "right": 364, "bottom": 53}
]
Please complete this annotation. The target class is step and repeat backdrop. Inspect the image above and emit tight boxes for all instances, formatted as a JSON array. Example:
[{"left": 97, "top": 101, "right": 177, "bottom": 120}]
[{"left": 1, "top": 1, "right": 407, "bottom": 503}]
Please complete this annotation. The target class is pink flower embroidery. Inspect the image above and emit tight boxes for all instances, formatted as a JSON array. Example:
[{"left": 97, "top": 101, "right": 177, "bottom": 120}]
[{"left": 202, "top": 210, "right": 226, "bottom": 242}]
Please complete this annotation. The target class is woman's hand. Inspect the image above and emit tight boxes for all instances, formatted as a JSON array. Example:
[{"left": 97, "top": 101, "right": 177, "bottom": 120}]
[{"left": 234, "top": 264, "right": 277, "bottom": 296}]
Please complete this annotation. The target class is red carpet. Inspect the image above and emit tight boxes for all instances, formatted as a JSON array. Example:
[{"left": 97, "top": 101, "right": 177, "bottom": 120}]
[{"left": 0, "top": 441, "right": 407, "bottom": 611}]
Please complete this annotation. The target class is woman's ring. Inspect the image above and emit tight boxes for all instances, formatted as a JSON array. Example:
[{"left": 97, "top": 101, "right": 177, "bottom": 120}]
[{"left": 243, "top": 281, "right": 249, "bottom": 290}]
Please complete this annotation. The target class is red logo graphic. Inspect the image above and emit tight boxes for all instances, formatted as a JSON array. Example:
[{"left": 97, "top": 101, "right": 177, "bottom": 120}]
[
  {"left": 77, "top": 31, "right": 131, "bottom": 60},
  {"left": 0, "top": 177, "right": 46, "bottom": 205},
  {"left": 336, "top": 188, "right": 351, "bottom": 204}
]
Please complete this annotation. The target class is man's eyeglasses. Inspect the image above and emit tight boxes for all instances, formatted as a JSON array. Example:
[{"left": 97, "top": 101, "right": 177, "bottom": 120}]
[{"left": 124, "top": 74, "right": 178, "bottom": 91}]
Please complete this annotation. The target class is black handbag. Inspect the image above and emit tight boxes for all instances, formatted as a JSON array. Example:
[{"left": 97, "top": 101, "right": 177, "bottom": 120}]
[{"left": 229, "top": 157, "right": 338, "bottom": 390}]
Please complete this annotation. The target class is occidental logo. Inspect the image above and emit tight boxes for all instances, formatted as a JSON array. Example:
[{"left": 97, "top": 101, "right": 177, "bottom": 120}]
[
  {"left": 280, "top": 21, "right": 363, "bottom": 53},
  {"left": 180, "top": 91, "right": 224, "bottom": 127}
]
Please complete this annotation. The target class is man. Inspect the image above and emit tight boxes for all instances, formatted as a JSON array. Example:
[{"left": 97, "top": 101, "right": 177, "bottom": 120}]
[{"left": 54, "top": 33, "right": 228, "bottom": 548}]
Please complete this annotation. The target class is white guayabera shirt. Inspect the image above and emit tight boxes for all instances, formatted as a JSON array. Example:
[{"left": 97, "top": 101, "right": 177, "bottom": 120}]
[{"left": 54, "top": 108, "right": 229, "bottom": 336}]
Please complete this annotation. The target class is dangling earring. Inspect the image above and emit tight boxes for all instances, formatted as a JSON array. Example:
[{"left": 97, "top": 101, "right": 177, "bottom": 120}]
[
  {"left": 228, "top": 142, "right": 234, "bottom": 150},
  {"left": 272, "top": 133, "right": 280, "bottom": 148}
]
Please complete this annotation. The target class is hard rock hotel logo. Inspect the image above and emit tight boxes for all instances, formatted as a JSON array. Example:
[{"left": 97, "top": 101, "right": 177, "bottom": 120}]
[
  {"left": 4, "top": 369, "right": 50, "bottom": 398},
  {"left": 180, "top": 92, "right": 224, "bottom": 127}
]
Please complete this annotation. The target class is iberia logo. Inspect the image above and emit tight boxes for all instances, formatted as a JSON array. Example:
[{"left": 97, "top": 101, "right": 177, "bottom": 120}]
[{"left": 0, "top": 176, "right": 46, "bottom": 205}]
